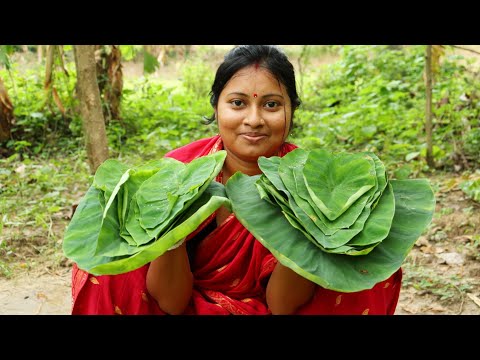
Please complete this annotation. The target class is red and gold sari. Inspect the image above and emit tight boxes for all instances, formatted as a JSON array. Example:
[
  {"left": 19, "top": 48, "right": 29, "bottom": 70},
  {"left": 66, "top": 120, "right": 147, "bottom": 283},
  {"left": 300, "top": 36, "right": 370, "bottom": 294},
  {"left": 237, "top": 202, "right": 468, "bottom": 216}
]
[{"left": 71, "top": 135, "right": 402, "bottom": 315}]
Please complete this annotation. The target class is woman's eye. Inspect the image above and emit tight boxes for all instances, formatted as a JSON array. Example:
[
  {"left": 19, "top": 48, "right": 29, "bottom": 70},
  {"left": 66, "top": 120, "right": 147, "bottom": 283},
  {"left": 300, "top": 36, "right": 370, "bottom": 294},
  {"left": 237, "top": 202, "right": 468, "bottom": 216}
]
[
  {"left": 265, "top": 101, "right": 278, "bottom": 108},
  {"left": 231, "top": 100, "right": 244, "bottom": 107}
]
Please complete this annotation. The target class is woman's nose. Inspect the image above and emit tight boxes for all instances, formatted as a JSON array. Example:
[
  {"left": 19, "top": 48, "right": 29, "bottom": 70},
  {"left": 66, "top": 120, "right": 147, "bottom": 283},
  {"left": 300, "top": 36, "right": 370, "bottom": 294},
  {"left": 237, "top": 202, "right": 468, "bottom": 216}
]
[{"left": 244, "top": 106, "right": 264, "bottom": 127}]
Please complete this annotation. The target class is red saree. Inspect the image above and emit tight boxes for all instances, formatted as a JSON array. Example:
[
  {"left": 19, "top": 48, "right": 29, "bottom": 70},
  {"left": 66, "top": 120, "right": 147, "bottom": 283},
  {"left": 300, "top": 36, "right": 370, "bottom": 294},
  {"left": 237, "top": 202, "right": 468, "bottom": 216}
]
[{"left": 71, "top": 135, "right": 402, "bottom": 315}]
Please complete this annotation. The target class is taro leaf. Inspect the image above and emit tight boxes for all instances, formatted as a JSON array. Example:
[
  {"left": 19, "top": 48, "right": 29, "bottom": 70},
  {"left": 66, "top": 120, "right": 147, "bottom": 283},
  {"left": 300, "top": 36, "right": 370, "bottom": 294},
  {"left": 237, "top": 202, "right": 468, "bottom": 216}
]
[
  {"left": 255, "top": 180, "right": 277, "bottom": 206},
  {"left": 257, "top": 156, "right": 289, "bottom": 196},
  {"left": 347, "top": 182, "right": 395, "bottom": 247},
  {"left": 303, "top": 149, "right": 377, "bottom": 221},
  {"left": 103, "top": 151, "right": 227, "bottom": 253},
  {"left": 63, "top": 186, "right": 116, "bottom": 272},
  {"left": 119, "top": 158, "right": 178, "bottom": 242},
  {"left": 226, "top": 173, "right": 435, "bottom": 292},
  {"left": 93, "top": 159, "right": 129, "bottom": 203},
  {"left": 259, "top": 155, "right": 339, "bottom": 246},
  {"left": 88, "top": 182, "right": 230, "bottom": 275},
  {"left": 123, "top": 194, "right": 152, "bottom": 246},
  {"left": 280, "top": 208, "right": 357, "bottom": 254},
  {"left": 280, "top": 149, "right": 385, "bottom": 234},
  {"left": 259, "top": 153, "right": 341, "bottom": 235},
  {"left": 300, "top": 151, "right": 377, "bottom": 229},
  {"left": 143, "top": 153, "right": 223, "bottom": 240},
  {"left": 129, "top": 151, "right": 226, "bottom": 244},
  {"left": 259, "top": 150, "right": 392, "bottom": 251},
  {"left": 64, "top": 151, "right": 228, "bottom": 274},
  {"left": 270, "top": 151, "right": 371, "bottom": 249},
  {"left": 362, "top": 151, "right": 388, "bottom": 209},
  {"left": 135, "top": 159, "right": 185, "bottom": 230},
  {"left": 104, "top": 169, "right": 130, "bottom": 219},
  {"left": 256, "top": 176, "right": 290, "bottom": 209},
  {"left": 280, "top": 151, "right": 367, "bottom": 238},
  {"left": 317, "top": 183, "right": 395, "bottom": 256},
  {"left": 161, "top": 181, "right": 231, "bottom": 234},
  {"left": 261, "top": 152, "right": 363, "bottom": 236}
]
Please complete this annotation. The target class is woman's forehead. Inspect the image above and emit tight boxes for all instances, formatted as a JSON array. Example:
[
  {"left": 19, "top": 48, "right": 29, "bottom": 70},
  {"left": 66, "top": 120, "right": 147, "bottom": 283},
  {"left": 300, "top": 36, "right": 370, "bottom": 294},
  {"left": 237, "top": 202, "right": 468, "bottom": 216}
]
[
  {"left": 230, "top": 65, "right": 275, "bottom": 80},
  {"left": 224, "top": 66, "right": 283, "bottom": 92}
]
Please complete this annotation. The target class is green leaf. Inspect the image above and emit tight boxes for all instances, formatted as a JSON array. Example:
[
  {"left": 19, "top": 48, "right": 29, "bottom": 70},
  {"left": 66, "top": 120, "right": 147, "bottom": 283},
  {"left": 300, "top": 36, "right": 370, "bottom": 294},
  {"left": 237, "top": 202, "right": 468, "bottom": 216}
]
[
  {"left": 302, "top": 149, "right": 377, "bottom": 220},
  {"left": 93, "top": 159, "right": 130, "bottom": 203},
  {"left": 63, "top": 186, "right": 115, "bottom": 271},
  {"left": 405, "top": 152, "right": 420, "bottom": 162},
  {"left": 143, "top": 49, "right": 160, "bottom": 74},
  {"left": 88, "top": 183, "right": 230, "bottom": 275},
  {"left": 226, "top": 172, "right": 435, "bottom": 292},
  {"left": 63, "top": 151, "right": 229, "bottom": 275}
]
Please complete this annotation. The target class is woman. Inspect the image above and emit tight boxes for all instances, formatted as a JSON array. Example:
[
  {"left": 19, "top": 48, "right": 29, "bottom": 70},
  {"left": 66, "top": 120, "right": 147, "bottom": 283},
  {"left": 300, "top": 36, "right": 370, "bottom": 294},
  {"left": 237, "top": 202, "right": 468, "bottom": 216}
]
[{"left": 71, "top": 45, "right": 402, "bottom": 315}]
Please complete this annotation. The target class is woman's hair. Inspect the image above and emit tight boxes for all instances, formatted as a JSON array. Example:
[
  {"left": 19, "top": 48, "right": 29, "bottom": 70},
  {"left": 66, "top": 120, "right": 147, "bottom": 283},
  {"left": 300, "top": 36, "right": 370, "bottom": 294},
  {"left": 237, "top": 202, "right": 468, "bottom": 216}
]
[{"left": 204, "top": 45, "right": 301, "bottom": 134}]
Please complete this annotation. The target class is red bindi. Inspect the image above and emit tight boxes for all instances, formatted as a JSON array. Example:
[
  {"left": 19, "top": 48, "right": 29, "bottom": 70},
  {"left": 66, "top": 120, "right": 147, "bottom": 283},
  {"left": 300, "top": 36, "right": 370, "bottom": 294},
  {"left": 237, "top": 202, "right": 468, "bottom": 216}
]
[{"left": 253, "top": 93, "right": 258, "bottom": 98}]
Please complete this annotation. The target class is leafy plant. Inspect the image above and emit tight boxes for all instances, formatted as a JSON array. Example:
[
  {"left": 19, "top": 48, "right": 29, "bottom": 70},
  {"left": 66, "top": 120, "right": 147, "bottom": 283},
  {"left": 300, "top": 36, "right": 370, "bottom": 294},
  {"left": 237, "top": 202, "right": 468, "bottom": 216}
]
[
  {"left": 460, "top": 172, "right": 480, "bottom": 202},
  {"left": 226, "top": 148, "right": 436, "bottom": 292},
  {"left": 402, "top": 263, "right": 474, "bottom": 303},
  {"left": 291, "top": 45, "right": 480, "bottom": 172},
  {"left": 63, "top": 150, "right": 230, "bottom": 275}
]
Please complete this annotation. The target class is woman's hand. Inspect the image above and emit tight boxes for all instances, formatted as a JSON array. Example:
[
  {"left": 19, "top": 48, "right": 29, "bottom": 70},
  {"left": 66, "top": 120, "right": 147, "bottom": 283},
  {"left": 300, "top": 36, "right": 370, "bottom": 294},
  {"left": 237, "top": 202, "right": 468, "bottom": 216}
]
[
  {"left": 146, "top": 243, "right": 193, "bottom": 315},
  {"left": 266, "top": 261, "right": 316, "bottom": 315}
]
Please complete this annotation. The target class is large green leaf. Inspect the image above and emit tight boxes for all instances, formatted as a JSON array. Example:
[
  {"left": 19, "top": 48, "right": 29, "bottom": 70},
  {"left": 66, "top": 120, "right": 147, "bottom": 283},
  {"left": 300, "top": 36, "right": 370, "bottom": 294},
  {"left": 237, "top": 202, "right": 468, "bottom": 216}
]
[
  {"left": 88, "top": 182, "right": 230, "bottom": 275},
  {"left": 302, "top": 149, "right": 377, "bottom": 221},
  {"left": 260, "top": 151, "right": 388, "bottom": 251},
  {"left": 63, "top": 186, "right": 116, "bottom": 271},
  {"left": 119, "top": 159, "right": 177, "bottom": 240},
  {"left": 143, "top": 153, "right": 225, "bottom": 240},
  {"left": 225, "top": 173, "right": 435, "bottom": 292},
  {"left": 64, "top": 151, "right": 229, "bottom": 275},
  {"left": 261, "top": 151, "right": 384, "bottom": 236},
  {"left": 93, "top": 159, "right": 129, "bottom": 203},
  {"left": 278, "top": 152, "right": 373, "bottom": 248},
  {"left": 104, "top": 169, "right": 131, "bottom": 219},
  {"left": 124, "top": 151, "right": 226, "bottom": 245},
  {"left": 135, "top": 159, "right": 185, "bottom": 231}
]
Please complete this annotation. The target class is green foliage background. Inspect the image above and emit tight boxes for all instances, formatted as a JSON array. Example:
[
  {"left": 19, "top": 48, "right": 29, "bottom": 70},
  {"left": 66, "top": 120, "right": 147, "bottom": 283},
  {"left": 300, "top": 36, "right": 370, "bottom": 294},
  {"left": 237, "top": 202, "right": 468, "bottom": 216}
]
[{"left": 0, "top": 45, "right": 479, "bottom": 277}]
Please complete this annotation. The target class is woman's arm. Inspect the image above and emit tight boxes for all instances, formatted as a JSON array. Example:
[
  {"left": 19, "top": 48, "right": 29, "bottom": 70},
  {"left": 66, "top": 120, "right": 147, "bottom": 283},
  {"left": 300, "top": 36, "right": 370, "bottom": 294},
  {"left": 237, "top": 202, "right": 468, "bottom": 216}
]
[
  {"left": 146, "top": 243, "right": 193, "bottom": 315},
  {"left": 266, "top": 261, "right": 316, "bottom": 315}
]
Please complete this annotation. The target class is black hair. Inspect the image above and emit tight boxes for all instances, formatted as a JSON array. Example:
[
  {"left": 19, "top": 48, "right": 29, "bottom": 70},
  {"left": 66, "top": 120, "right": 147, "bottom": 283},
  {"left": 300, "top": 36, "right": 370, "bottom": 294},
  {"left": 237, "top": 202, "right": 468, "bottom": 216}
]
[{"left": 204, "top": 45, "right": 301, "bottom": 134}]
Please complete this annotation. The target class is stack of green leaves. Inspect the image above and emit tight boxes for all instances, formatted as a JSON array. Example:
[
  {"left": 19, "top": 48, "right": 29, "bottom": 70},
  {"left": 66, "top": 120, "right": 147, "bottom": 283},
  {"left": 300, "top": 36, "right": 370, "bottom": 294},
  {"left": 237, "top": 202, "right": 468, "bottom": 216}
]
[
  {"left": 225, "top": 148, "right": 435, "bottom": 292},
  {"left": 63, "top": 150, "right": 230, "bottom": 276}
]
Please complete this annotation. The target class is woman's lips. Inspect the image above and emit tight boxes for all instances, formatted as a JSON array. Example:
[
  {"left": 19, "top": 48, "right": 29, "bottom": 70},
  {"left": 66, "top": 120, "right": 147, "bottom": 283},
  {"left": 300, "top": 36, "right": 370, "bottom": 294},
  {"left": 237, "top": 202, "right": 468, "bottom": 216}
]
[{"left": 241, "top": 133, "right": 267, "bottom": 143}]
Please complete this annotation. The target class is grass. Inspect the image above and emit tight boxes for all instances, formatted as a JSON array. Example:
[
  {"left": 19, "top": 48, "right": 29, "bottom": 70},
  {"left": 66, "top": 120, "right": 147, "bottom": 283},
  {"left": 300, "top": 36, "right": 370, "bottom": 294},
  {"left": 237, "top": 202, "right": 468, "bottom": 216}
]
[
  {"left": 0, "top": 152, "right": 92, "bottom": 277},
  {"left": 401, "top": 260, "right": 475, "bottom": 303}
]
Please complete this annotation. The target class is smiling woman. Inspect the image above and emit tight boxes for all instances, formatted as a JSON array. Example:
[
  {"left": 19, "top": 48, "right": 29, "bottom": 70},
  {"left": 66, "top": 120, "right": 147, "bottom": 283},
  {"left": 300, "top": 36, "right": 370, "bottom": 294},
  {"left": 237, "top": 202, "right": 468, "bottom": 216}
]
[
  {"left": 69, "top": 45, "right": 402, "bottom": 315},
  {"left": 216, "top": 65, "right": 292, "bottom": 169}
]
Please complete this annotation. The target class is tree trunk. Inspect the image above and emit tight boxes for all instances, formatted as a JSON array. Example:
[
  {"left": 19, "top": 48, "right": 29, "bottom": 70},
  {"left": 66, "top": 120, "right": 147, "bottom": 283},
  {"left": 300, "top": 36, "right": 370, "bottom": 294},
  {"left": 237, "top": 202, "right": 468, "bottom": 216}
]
[
  {"left": 104, "top": 45, "right": 123, "bottom": 121},
  {"left": 73, "top": 45, "right": 109, "bottom": 173},
  {"left": 94, "top": 45, "right": 123, "bottom": 122},
  {"left": 0, "top": 76, "right": 14, "bottom": 142},
  {"left": 425, "top": 45, "right": 434, "bottom": 168},
  {"left": 37, "top": 45, "right": 43, "bottom": 63}
]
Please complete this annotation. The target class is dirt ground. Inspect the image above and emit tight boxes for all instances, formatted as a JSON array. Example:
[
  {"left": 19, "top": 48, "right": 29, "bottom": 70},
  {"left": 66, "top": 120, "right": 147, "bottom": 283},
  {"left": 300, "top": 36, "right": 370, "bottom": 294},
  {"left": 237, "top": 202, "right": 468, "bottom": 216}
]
[
  {"left": 0, "top": 174, "right": 478, "bottom": 315},
  {"left": 0, "top": 267, "right": 71, "bottom": 315}
]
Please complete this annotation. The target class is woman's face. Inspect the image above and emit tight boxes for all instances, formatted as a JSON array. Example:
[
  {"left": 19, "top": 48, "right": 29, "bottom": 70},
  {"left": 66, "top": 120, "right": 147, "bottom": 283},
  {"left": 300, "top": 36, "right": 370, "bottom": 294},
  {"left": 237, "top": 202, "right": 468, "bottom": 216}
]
[{"left": 216, "top": 65, "right": 292, "bottom": 164}]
